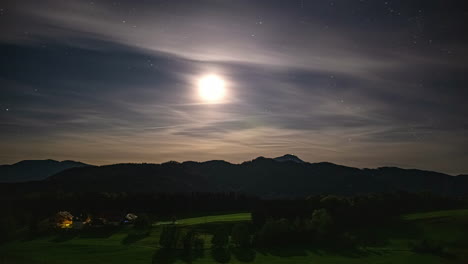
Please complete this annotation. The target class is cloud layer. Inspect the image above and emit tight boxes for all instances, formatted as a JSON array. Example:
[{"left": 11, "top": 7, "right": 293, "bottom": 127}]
[{"left": 1, "top": 0, "right": 468, "bottom": 174}]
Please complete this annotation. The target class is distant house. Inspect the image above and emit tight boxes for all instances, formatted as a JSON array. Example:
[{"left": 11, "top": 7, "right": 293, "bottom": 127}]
[
  {"left": 71, "top": 213, "right": 91, "bottom": 229},
  {"left": 125, "top": 213, "right": 138, "bottom": 223},
  {"left": 72, "top": 221, "right": 84, "bottom": 230},
  {"left": 106, "top": 214, "right": 123, "bottom": 226},
  {"left": 55, "top": 211, "right": 73, "bottom": 229},
  {"left": 90, "top": 212, "right": 126, "bottom": 226},
  {"left": 90, "top": 217, "right": 106, "bottom": 227}
]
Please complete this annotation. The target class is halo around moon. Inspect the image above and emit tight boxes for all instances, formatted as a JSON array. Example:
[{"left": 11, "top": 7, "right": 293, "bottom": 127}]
[{"left": 197, "top": 74, "right": 226, "bottom": 102}]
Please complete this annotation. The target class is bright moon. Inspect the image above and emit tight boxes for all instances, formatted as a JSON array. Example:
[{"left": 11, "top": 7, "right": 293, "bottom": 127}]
[{"left": 198, "top": 74, "right": 226, "bottom": 102}]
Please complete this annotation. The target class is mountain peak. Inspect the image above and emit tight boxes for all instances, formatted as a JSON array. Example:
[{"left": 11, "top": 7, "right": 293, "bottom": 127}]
[{"left": 273, "top": 154, "right": 304, "bottom": 163}]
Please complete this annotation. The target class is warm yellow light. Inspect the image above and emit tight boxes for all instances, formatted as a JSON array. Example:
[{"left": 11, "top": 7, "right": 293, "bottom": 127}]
[{"left": 198, "top": 74, "right": 226, "bottom": 102}]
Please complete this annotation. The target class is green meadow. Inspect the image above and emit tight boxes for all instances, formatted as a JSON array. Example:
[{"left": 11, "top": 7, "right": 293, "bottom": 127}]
[
  {"left": 154, "top": 213, "right": 251, "bottom": 226},
  {"left": 1, "top": 210, "right": 468, "bottom": 264}
]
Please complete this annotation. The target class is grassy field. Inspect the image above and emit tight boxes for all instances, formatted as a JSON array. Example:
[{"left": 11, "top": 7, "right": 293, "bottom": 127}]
[
  {"left": 176, "top": 213, "right": 251, "bottom": 225},
  {"left": 154, "top": 213, "right": 251, "bottom": 226},
  {"left": 403, "top": 209, "right": 468, "bottom": 220},
  {"left": 1, "top": 210, "right": 468, "bottom": 264}
]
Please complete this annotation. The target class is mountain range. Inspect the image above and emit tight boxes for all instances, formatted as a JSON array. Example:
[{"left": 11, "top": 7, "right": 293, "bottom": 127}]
[
  {"left": 1, "top": 155, "right": 467, "bottom": 197},
  {"left": 0, "top": 159, "right": 88, "bottom": 183}
]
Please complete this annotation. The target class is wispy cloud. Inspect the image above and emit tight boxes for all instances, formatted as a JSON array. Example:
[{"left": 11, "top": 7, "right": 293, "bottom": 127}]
[{"left": 0, "top": 0, "right": 467, "bottom": 174}]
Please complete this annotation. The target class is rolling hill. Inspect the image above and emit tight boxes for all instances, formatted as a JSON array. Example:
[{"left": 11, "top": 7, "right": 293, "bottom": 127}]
[
  {"left": 0, "top": 159, "right": 89, "bottom": 183},
  {"left": 2, "top": 155, "right": 466, "bottom": 197}
]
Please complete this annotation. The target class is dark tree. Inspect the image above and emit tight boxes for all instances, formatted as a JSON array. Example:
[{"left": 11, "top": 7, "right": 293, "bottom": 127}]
[
  {"left": 134, "top": 213, "right": 151, "bottom": 230},
  {"left": 255, "top": 218, "right": 291, "bottom": 247},
  {"left": 28, "top": 214, "right": 40, "bottom": 237},
  {"left": 310, "top": 208, "right": 333, "bottom": 236},
  {"left": 183, "top": 229, "right": 196, "bottom": 252},
  {"left": 159, "top": 225, "right": 179, "bottom": 249},
  {"left": 231, "top": 223, "right": 250, "bottom": 247},
  {"left": 0, "top": 216, "right": 17, "bottom": 243},
  {"left": 211, "top": 225, "right": 230, "bottom": 248}
]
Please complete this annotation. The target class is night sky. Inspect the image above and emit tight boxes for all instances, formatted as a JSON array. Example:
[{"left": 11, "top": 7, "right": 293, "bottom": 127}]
[{"left": 1, "top": 0, "right": 467, "bottom": 174}]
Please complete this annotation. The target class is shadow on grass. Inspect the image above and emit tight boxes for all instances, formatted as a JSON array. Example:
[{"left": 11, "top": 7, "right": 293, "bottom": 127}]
[
  {"left": 211, "top": 248, "right": 231, "bottom": 263},
  {"left": 152, "top": 248, "right": 205, "bottom": 264},
  {"left": 50, "top": 231, "right": 79, "bottom": 242},
  {"left": 256, "top": 246, "right": 308, "bottom": 258},
  {"left": 363, "top": 248, "right": 385, "bottom": 256},
  {"left": 256, "top": 243, "right": 369, "bottom": 259},
  {"left": 49, "top": 226, "right": 122, "bottom": 242},
  {"left": 321, "top": 247, "right": 369, "bottom": 258},
  {"left": 231, "top": 247, "right": 256, "bottom": 262},
  {"left": 121, "top": 230, "right": 150, "bottom": 245},
  {"left": 180, "top": 248, "right": 204, "bottom": 263},
  {"left": 194, "top": 222, "right": 239, "bottom": 234},
  {"left": 410, "top": 239, "right": 458, "bottom": 260},
  {"left": 353, "top": 218, "right": 423, "bottom": 247},
  {"left": 22, "top": 232, "right": 43, "bottom": 242},
  {"left": 79, "top": 226, "right": 121, "bottom": 238},
  {"left": 152, "top": 248, "right": 177, "bottom": 264}
]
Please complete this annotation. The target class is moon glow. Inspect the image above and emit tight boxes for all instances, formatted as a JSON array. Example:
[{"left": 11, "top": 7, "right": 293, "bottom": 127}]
[{"left": 198, "top": 74, "right": 226, "bottom": 102}]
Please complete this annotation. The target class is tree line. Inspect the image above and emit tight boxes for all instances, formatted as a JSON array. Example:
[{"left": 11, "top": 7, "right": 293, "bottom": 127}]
[{"left": 1, "top": 190, "right": 466, "bottom": 247}]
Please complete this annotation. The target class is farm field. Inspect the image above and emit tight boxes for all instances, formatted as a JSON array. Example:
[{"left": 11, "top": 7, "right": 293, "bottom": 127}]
[
  {"left": 154, "top": 213, "right": 251, "bottom": 226},
  {"left": 1, "top": 210, "right": 468, "bottom": 264}
]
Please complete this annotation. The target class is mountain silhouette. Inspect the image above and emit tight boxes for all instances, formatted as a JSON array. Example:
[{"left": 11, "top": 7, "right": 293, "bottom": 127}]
[
  {"left": 273, "top": 154, "right": 305, "bottom": 163},
  {"left": 0, "top": 159, "right": 89, "bottom": 182},
  {"left": 2, "top": 155, "right": 466, "bottom": 197}
]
